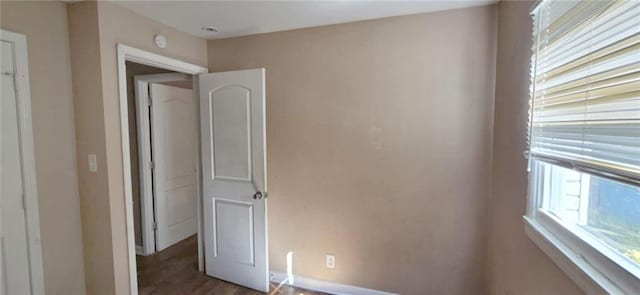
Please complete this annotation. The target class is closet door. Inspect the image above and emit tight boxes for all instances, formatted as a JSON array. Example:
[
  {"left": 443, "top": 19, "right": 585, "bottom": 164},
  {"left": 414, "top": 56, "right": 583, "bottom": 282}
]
[
  {"left": 1, "top": 30, "right": 44, "bottom": 295},
  {"left": 149, "top": 83, "right": 197, "bottom": 251},
  {"left": 1, "top": 39, "right": 32, "bottom": 295}
]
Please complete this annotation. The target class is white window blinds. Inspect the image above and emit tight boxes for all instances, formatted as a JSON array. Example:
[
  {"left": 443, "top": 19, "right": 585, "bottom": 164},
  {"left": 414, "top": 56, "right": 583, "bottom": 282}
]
[{"left": 529, "top": 0, "right": 640, "bottom": 183}]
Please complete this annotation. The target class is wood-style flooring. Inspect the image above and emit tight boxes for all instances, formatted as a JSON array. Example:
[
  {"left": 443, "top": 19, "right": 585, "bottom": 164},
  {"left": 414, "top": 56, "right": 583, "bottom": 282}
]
[{"left": 137, "top": 235, "right": 328, "bottom": 295}]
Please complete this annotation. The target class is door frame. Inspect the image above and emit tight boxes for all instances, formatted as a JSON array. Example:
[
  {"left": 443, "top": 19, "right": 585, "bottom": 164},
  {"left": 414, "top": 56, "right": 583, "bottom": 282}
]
[
  {"left": 134, "top": 73, "right": 192, "bottom": 256},
  {"left": 116, "top": 44, "right": 207, "bottom": 295},
  {"left": 0, "top": 29, "right": 45, "bottom": 294}
]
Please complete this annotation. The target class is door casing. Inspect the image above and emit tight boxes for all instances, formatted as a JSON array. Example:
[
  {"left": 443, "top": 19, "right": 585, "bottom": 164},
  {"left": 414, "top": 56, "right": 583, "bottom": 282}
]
[{"left": 116, "top": 44, "right": 207, "bottom": 295}]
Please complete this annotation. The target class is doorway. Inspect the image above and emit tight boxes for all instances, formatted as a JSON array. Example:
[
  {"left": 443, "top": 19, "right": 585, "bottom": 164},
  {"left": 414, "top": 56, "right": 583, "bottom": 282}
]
[
  {"left": 127, "top": 62, "right": 201, "bottom": 293},
  {"left": 118, "top": 45, "right": 207, "bottom": 294},
  {"left": 117, "top": 45, "right": 270, "bottom": 294},
  {"left": 128, "top": 67, "right": 197, "bottom": 256}
]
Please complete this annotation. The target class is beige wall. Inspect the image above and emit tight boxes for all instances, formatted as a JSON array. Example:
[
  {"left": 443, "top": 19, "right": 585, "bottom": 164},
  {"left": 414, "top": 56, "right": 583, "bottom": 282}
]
[
  {"left": 487, "top": 1, "right": 583, "bottom": 294},
  {"left": 67, "top": 1, "right": 208, "bottom": 293},
  {"left": 0, "top": 1, "right": 87, "bottom": 294},
  {"left": 67, "top": 2, "right": 114, "bottom": 293},
  {"left": 208, "top": 6, "right": 497, "bottom": 294},
  {"left": 2, "top": 1, "right": 589, "bottom": 293}
]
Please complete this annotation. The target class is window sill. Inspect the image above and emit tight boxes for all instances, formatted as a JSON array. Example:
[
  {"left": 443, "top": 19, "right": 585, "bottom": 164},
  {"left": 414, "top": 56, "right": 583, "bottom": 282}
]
[{"left": 524, "top": 216, "right": 639, "bottom": 294}]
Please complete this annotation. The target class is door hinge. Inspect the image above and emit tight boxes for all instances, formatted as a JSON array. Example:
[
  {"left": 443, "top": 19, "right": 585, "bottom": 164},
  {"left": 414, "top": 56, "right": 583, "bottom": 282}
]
[
  {"left": 152, "top": 221, "right": 157, "bottom": 231},
  {"left": 149, "top": 161, "right": 154, "bottom": 170},
  {"left": 147, "top": 96, "right": 153, "bottom": 107}
]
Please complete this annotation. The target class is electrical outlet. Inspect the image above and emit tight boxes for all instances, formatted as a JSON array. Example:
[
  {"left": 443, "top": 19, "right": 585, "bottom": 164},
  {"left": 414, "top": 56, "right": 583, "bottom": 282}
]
[{"left": 326, "top": 254, "right": 335, "bottom": 269}]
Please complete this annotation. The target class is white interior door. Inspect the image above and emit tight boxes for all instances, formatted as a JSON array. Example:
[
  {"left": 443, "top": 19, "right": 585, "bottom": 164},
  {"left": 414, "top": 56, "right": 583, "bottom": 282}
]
[
  {"left": 199, "top": 69, "right": 268, "bottom": 292},
  {"left": 149, "top": 83, "right": 198, "bottom": 251},
  {"left": 1, "top": 40, "right": 32, "bottom": 295}
]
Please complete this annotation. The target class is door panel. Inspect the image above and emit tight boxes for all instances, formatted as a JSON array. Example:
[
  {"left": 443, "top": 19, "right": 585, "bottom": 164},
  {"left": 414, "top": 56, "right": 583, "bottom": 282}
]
[
  {"left": 150, "top": 83, "right": 197, "bottom": 251},
  {"left": 1, "top": 40, "right": 32, "bottom": 295},
  {"left": 213, "top": 199, "right": 254, "bottom": 265},
  {"left": 210, "top": 86, "right": 251, "bottom": 180},
  {"left": 200, "top": 69, "right": 267, "bottom": 292}
]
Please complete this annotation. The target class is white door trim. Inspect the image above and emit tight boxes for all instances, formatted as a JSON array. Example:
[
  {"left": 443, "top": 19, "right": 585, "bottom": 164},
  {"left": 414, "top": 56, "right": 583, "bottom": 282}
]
[
  {"left": 0, "top": 29, "right": 45, "bottom": 294},
  {"left": 116, "top": 44, "right": 207, "bottom": 295},
  {"left": 134, "top": 73, "right": 191, "bottom": 256}
]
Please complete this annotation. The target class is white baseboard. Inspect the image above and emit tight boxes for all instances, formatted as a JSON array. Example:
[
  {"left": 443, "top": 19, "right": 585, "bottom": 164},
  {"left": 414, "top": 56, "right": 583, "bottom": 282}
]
[
  {"left": 135, "top": 245, "right": 144, "bottom": 255},
  {"left": 270, "top": 272, "right": 396, "bottom": 295}
]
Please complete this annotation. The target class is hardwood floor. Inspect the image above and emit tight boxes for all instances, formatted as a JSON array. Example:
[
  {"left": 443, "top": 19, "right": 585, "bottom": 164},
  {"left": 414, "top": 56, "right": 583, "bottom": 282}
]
[{"left": 137, "top": 235, "right": 328, "bottom": 295}]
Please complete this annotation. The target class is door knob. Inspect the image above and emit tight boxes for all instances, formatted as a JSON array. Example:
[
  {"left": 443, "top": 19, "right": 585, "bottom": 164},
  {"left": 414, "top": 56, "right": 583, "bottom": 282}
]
[{"left": 253, "top": 192, "right": 267, "bottom": 200}]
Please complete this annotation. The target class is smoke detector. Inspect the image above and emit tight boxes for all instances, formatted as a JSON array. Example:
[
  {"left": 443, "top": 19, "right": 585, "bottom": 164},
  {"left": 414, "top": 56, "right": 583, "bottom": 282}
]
[{"left": 154, "top": 34, "right": 167, "bottom": 49}]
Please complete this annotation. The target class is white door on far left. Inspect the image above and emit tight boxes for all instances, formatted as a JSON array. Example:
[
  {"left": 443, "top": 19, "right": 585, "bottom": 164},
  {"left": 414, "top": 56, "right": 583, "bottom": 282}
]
[
  {"left": 1, "top": 30, "right": 44, "bottom": 295},
  {"left": 1, "top": 39, "right": 31, "bottom": 295},
  {"left": 150, "top": 83, "right": 198, "bottom": 251}
]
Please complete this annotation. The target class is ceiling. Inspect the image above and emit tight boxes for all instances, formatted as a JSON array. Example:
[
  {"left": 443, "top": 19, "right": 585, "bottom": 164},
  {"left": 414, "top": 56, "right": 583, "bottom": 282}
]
[{"left": 116, "top": 1, "right": 496, "bottom": 40}]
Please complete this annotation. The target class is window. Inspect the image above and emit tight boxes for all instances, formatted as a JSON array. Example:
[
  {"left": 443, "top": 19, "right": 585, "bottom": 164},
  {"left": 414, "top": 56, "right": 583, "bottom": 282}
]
[{"left": 526, "top": 0, "right": 640, "bottom": 293}]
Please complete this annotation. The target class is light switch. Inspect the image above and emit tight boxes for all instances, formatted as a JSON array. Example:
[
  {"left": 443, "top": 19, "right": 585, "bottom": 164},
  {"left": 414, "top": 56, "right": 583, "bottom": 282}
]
[{"left": 88, "top": 154, "right": 97, "bottom": 172}]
